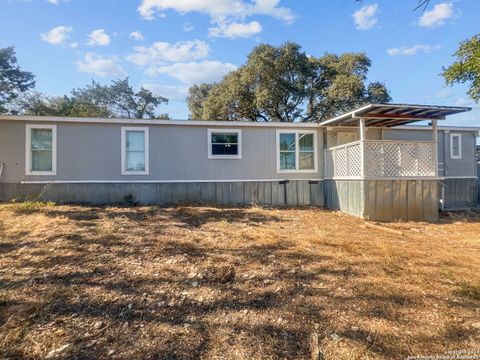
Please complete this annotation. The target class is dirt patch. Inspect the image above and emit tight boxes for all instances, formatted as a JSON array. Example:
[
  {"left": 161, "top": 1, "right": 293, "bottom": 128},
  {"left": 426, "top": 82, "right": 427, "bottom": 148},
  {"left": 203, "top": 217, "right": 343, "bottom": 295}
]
[{"left": 0, "top": 203, "right": 479, "bottom": 359}]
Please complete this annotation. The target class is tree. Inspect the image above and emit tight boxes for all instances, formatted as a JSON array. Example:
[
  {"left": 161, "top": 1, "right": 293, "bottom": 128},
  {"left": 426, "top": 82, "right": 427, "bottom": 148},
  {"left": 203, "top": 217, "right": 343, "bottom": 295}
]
[
  {"left": 15, "top": 91, "right": 52, "bottom": 116},
  {"left": 72, "top": 78, "right": 169, "bottom": 119},
  {"left": 0, "top": 47, "right": 35, "bottom": 113},
  {"left": 155, "top": 113, "right": 171, "bottom": 120},
  {"left": 17, "top": 78, "right": 170, "bottom": 119},
  {"left": 187, "top": 83, "right": 215, "bottom": 119},
  {"left": 14, "top": 91, "right": 109, "bottom": 117},
  {"left": 442, "top": 34, "right": 480, "bottom": 103},
  {"left": 190, "top": 42, "right": 390, "bottom": 122}
]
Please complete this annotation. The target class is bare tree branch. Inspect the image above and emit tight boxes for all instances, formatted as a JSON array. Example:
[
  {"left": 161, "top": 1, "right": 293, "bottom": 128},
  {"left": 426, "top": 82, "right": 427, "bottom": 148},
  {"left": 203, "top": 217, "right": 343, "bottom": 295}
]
[{"left": 355, "top": 0, "right": 431, "bottom": 11}]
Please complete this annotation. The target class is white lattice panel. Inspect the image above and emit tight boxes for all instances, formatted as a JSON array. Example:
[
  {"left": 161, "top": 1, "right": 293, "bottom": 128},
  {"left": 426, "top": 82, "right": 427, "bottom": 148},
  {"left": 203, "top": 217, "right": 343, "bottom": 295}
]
[
  {"left": 325, "top": 142, "right": 362, "bottom": 178},
  {"left": 335, "top": 147, "right": 348, "bottom": 177},
  {"left": 364, "top": 141, "right": 435, "bottom": 177},
  {"left": 417, "top": 143, "right": 436, "bottom": 176},
  {"left": 347, "top": 144, "right": 362, "bottom": 177},
  {"left": 326, "top": 141, "right": 435, "bottom": 179}
]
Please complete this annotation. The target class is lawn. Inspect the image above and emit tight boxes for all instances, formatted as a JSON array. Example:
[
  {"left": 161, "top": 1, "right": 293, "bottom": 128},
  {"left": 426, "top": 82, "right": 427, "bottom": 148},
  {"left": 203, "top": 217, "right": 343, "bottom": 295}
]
[{"left": 0, "top": 202, "right": 479, "bottom": 360}]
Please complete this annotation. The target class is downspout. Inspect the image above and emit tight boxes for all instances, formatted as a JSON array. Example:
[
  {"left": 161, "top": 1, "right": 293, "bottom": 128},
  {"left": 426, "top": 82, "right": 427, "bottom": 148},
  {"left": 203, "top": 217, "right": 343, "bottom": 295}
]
[{"left": 0, "top": 163, "right": 4, "bottom": 181}]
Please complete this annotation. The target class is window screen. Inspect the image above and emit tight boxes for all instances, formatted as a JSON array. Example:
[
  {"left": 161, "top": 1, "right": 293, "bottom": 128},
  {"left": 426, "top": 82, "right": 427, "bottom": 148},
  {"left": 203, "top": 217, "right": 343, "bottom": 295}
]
[
  {"left": 450, "top": 134, "right": 461, "bottom": 159},
  {"left": 31, "top": 128, "right": 53, "bottom": 172},
  {"left": 125, "top": 130, "right": 146, "bottom": 171},
  {"left": 279, "top": 133, "right": 296, "bottom": 170},
  {"left": 279, "top": 132, "right": 316, "bottom": 171}
]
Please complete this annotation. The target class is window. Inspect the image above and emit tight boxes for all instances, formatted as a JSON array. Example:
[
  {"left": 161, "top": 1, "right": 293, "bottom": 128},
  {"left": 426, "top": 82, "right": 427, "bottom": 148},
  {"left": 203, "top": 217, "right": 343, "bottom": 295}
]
[
  {"left": 26, "top": 124, "right": 57, "bottom": 175},
  {"left": 208, "top": 129, "right": 242, "bottom": 159},
  {"left": 121, "top": 127, "right": 149, "bottom": 175},
  {"left": 277, "top": 130, "right": 317, "bottom": 173},
  {"left": 450, "top": 133, "right": 462, "bottom": 159}
]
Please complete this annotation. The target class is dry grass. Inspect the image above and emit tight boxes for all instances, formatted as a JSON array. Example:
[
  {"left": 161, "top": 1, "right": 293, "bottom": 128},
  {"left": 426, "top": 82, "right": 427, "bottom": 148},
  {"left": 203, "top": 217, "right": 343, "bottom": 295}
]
[{"left": 0, "top": 202, "right": 479, "bottom": 359}]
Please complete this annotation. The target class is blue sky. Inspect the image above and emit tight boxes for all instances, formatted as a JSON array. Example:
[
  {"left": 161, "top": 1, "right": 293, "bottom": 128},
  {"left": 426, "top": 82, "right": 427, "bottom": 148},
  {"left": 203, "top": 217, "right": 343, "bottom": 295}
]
[{"left": 1, "top": 0, "right": 479, "bottom": 125}]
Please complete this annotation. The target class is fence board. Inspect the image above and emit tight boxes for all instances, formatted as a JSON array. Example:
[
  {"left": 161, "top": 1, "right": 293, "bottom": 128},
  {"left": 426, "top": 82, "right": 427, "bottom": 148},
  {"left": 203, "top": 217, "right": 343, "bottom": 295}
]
[
  {"left": 244, "top": 182, "right": 258, "bottom": 204},
  {"left": 383, "top": 181, "right": 393, "bottom": 221},
  {"left": 187, "top": 183, "right": 202, "bottom": 203}
]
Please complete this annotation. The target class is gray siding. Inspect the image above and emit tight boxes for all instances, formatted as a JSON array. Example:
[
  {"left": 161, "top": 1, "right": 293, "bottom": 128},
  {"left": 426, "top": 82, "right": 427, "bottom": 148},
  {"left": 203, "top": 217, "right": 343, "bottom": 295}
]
[
  {"left": 0, "top": 121, "right": 323, "bottom": 183},
  {"left": 442, "top": 131, "right": 477, "bottom": 177}
]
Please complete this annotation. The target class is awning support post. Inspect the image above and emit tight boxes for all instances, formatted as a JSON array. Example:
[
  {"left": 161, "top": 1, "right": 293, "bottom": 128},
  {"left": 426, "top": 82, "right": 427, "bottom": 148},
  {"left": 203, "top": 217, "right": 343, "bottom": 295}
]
[
  {"left": 432, "top": 119, "right": 438, "bottom": 177},
  {"left": 360, "top": 118, "right": 366, "bottom": 178}
]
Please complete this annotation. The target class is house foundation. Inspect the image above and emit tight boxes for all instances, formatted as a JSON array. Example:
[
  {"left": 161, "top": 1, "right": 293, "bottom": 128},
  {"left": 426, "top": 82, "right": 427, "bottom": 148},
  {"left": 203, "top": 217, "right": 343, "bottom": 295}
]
[{"left": 0, "top": 180, "right": 325, "bottom": 207}]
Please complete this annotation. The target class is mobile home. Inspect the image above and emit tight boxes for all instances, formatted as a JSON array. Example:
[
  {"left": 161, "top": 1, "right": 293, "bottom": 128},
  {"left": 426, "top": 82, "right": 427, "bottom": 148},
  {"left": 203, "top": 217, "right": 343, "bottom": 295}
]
[{"left": 0, "top": 103, "right": 477, "bottom": 221}]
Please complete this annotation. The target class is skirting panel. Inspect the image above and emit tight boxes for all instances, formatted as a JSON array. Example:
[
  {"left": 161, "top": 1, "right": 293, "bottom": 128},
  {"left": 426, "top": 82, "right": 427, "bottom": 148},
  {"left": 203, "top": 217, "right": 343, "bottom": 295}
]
[
  {"left": 324, "top": 180, "right": 364, "bottom": 217},
  {"left": 440, "top": 178, "right": 478, "bottom": 208},
  {"left": 0, "top": 181, "right": 325, "bottom": 207},
  {"left": 324, "top": 179, "right": 439, "bottom": 222},
  {"left": 363, "top": 179, "right": 439, "bottom": 222}
]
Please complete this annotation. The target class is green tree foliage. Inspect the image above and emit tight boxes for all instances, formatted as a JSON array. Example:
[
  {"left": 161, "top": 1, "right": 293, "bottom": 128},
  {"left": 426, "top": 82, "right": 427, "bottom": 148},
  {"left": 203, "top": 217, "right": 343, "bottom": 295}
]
[
  {"left": 0, "top": 47, "right": 35, "bottom": 113},
  {"left": 442, "top": 34, "right": 480, "bottom": 103},
  {"left": 188, "top": 42, "right": 390, "bottom": 122},
  {"left": 17, "top": 78, "right": 170, "bottom": 119},
  {"left": 187, "top": 83, "right": 216, "bottom": 120},
  {"left": 15, "top": 92, "right": 108, "bottom": 117},
  {"left": 71, "top": 78, "right": 169, "bottom": 118}
]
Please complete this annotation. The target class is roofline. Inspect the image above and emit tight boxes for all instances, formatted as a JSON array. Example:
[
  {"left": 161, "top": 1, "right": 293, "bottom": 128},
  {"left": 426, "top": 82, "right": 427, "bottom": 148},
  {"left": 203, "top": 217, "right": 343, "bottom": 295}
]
[
  {"left": 397, "top": 125, "right": 480, "bottom": 133},
  {"left": 1, "top": 115, "right": 478, "bottom": 133},
  {"left": 0, "top": 115, "right": 319, "bottom": 128}
]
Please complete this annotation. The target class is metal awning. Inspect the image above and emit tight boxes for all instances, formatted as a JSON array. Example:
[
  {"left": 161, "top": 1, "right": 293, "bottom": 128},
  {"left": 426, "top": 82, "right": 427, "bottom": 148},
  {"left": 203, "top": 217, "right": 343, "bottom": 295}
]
[{"left": 318, "top": 103, "right": 471, "bottom": 127}]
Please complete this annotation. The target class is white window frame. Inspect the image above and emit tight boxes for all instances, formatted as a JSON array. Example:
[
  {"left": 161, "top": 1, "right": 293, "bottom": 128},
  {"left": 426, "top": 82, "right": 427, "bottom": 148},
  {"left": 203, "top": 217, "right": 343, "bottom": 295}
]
[
  {"left": 276, "top": 129, "right": 318, "bottom": 174},
  {"left": 450, "top": 133, "right": 462, "bottom": 159},
  {"left": 207, "top": 129, "right": 242, "bottom": 159},
  {"left": 121, "top": 127, "right": 149, "bottom": 175},
  {"left": 25, "top": 124, "right": 57, "bottom": 176}
]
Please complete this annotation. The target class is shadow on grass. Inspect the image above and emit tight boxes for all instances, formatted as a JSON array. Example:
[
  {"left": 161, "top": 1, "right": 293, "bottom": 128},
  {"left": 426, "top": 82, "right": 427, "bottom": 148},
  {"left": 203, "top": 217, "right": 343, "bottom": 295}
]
[{"left": 1, "top": 203, "right": 478, "bottom": 360}]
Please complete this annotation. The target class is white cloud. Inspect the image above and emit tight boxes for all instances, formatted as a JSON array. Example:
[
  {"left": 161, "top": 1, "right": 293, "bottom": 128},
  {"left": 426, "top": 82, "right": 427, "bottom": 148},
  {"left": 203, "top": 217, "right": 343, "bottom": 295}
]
[
  {"left": 249, "top": 0, "right": 294, "bottom": 23},
  {"left": 137, "top": 0, "right": 295, "bottom": 23},
  {"left": 129, "top": 31, "right": 144, "bottom": 41},
  {"left": 137, "top": 0, "right": 293, "bottom": 38},
  {"left": 418, "top": 2, "right": 454, "bottom": 28},
  {"left": 127, "top": 40, "right": 210, "bottom": 66},
  {"left": 40, "top": 25, "right": 73, "bottom": 45},
  {"left": 46, "top": 0, "right": 70, "bottom": 4},
  {"left": 86, "top": 29, "right": 111, "bottom": 46},
  {"left": 387, "top": 44, "right": 441, "bottom": 56},
  {"left": 209, "top": 20, "right": 262, "bottom": 38},
  {"left": 75, "top": 53, "right": 126, "bottom": 78},
  {"left": 146, "top": 60, "right": 237, "bottom": 84},
  {"left": 352, "top": 4, "right": 378, "bottom": 30},
  {"left": 183, "top": 22, "right": 194, "bottom": 32},
  {"left": 454, "top": 98, "right": 475, "bottom": 107},
  {"left": 143, "top": 84, "right": 189, "bottom": 101},
  {"left": 69, "top": 42, "right": 78, "bottom": 48}
]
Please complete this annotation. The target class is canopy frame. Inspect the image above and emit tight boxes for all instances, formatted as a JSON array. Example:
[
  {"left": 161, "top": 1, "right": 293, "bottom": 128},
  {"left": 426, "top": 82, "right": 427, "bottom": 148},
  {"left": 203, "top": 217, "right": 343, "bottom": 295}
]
[{"left": 318, "top": 103, "right": 471, "bottom": 128}]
